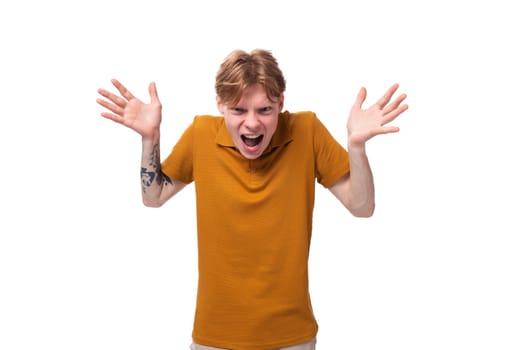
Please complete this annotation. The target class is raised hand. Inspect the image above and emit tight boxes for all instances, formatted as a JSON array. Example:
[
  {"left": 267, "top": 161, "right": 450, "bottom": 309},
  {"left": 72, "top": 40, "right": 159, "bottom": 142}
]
[
  {"left": 96, "top": 79, "right": 162, "bottom": 139},
  {"left": 347, "top": 83, "right": 408, "bottom": 149}
]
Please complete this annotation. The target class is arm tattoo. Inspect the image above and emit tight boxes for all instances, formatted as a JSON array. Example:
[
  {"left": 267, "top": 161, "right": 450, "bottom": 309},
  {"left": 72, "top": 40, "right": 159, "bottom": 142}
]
[{"left": 141, "top": 143, "right": 173, "bottom": 193}]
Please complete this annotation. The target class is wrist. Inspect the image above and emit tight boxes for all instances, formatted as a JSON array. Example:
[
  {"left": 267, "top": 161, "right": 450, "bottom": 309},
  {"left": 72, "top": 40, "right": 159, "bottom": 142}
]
[
  {"left": 347, "top": 140, "right": 366, "bottom": 153},
  {"left": 142, "top": 129, "right": 161, "bottom": 144}
]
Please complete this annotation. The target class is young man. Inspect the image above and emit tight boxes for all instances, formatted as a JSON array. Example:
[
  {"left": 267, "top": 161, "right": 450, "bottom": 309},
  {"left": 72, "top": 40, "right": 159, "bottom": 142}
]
[{"left": 96, "top": 49, "right": 408, "bottom": 350}]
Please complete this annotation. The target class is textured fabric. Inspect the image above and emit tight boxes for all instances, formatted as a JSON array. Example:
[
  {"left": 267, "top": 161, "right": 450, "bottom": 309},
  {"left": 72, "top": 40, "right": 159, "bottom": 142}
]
[
  {"left": 162, "top": 111, "right": 349, "bottom": 350},
  {"left": 190, "top": 337, "right": 316, "bottom": 350}
]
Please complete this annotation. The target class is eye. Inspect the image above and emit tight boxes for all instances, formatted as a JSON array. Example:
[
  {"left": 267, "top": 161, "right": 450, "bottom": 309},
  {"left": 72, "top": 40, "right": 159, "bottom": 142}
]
[
  {"left": 231, "top": 107, "right": 245, "bottom": 115},
  {"left": 258, "top": 106, "right": 273, "bottom": 114}
]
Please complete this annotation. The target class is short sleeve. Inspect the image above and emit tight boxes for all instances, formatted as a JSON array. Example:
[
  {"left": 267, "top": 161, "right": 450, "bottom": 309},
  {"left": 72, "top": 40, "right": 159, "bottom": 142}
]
[
  {"left": 161, "top": 120, "right": 195, "bottom": 184},
  {"left": 312, "top": 114, "right": 350, "bottom": 188}
]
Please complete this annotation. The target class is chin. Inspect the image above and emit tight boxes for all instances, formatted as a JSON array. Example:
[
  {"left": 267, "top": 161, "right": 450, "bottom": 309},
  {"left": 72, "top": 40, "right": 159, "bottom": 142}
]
[{"left": 240, "top": 151, "right": 262, "bottom": 160}]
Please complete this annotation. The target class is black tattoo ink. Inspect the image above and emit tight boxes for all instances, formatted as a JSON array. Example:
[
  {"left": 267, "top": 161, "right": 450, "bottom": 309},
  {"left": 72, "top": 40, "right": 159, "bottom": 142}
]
[
  {"left": 156, "top": 166, "right": 173, "bottom": 186},
  {"left": 141, "top": 167, "right": 156, "bottom": 187},
  {"left": 141, "top": 143, "right": 173, "bottom": 193}
]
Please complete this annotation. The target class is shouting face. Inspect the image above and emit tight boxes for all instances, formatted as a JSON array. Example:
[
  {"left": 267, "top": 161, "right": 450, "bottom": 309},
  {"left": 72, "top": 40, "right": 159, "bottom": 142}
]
[{"left": 218, "top": 84, "right": 284, "bottom": 159}]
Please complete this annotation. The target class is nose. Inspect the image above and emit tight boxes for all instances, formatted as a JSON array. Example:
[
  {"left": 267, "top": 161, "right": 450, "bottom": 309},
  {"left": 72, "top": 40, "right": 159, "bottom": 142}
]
[{"left": 244, "top": 111, "right": 260, "bottom": 129}]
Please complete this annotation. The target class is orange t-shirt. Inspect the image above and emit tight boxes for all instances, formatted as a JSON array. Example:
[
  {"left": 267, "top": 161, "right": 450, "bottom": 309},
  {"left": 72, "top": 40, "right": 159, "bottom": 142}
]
[{"left": 162, "top": 111, "right": 350, "bottom": 349}]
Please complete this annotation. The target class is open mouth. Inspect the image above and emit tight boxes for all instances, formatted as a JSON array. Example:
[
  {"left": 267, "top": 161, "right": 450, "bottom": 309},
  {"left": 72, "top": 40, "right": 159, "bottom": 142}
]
[{"left": 241, "top": 134, "right": 264, "bottom": 148}]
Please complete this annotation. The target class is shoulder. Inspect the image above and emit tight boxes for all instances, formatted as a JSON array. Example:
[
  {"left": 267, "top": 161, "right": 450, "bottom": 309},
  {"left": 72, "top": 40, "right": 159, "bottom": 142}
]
[
  {"left": 281, "top": 110, "right": 317, "bottom": 121},
  {"left": 191, "top": 115, "right": 224, "bottom": 134},
  {"left": 280, "top": 110, "right": 318, "bottom": 125},
  {"left": 193, "top": 115, "right": 223, "bottom": 126},
  {"left": 280, "top": 110, "right": 323, "bottom": 134}
]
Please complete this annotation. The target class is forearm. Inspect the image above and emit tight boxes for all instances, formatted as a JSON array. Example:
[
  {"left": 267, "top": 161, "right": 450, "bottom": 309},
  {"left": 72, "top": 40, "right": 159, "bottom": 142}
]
[
  {"left": 140, "top": 132, "right": 173, "bottom": 207},
  {"left": 346, "top": 145, "right": 375, "bottom": 217}
]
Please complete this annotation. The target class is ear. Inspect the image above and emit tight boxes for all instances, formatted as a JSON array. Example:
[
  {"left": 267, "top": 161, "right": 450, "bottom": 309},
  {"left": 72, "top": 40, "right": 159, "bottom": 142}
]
[
  {"left": 278, "top": 94, "right": 285, "bottom": 112},
  {"left": 216, "top": 96, "right": 225, "bottom": 114}
]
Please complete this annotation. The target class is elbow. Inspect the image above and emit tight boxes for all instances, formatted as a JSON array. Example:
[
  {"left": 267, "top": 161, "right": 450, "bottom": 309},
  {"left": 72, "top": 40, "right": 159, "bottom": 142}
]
[
  {"left": 349, "top": 201, "right": 375, "bottom": 218},
  {"left": 142, "top": 197, "right": 164, "bottom": 208}
]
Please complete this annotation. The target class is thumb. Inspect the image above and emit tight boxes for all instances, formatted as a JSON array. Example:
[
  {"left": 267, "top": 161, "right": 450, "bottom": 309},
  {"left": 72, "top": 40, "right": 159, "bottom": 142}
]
[
  {"left": 353, "top": 87, "right": 367, "bottom": 109},
  {"left": 148, "top": 82, "right": 160, "bottom": 104}
]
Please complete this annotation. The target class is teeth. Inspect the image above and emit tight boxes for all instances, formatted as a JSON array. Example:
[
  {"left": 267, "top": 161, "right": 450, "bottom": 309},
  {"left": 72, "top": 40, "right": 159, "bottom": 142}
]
[{"left": 244, "top": 135, "right": 261, "bottom": 139}]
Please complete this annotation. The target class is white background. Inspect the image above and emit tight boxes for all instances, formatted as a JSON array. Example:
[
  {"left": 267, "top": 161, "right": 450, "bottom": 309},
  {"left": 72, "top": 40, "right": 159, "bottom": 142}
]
[{"left": 1, "top": 0, "right": 524, "bottom": 349}]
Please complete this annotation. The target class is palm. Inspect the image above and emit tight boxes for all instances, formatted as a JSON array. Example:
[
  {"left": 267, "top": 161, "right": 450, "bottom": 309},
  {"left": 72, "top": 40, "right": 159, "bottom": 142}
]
[
  {"left": 97, "top": 79, "right": 162, "bottom": 139},
  {"left": 347, "top": 84, "right": 408, "bottom": 148},
  {"left": 121, "top": 96, "right": 161, "bottom": 136}
]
